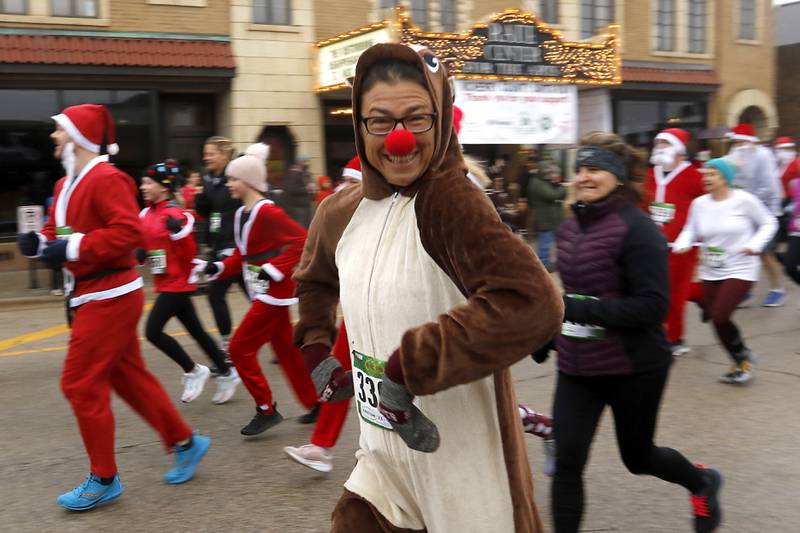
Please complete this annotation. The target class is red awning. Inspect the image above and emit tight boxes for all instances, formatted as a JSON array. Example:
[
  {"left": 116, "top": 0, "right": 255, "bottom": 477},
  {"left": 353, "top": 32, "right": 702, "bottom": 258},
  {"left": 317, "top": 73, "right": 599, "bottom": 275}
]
[
  {"left": 622, "top": 66, "right": 719, "bottom": 86},
  {"left": 0, "top": 34, "right": 235, "bottom": 69}
]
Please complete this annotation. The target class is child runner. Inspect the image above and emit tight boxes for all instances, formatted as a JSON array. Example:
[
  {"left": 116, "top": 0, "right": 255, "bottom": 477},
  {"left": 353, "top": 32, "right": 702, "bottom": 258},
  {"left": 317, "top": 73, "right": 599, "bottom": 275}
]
[
  {"left": 199, "top": 143, "right": 318, "bottom": 435},
  {"left": 17, "top": 104, "right": 209, "bottom": 511},
  {"left": 139, "top": 161, "right": 241, "bottom": 404},
  {"left": 674, "top": 157, "right": 778, "bottom": 384}
]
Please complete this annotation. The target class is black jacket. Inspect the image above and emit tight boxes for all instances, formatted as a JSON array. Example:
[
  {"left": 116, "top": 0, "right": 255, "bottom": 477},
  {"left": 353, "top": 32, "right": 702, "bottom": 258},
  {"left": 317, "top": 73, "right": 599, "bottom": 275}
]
[
  {"left": 554, "top": 194, "right": 672, "bottom": 376},
  {"left": 194, "top": 172, "right": 242, "bottom": 257}
]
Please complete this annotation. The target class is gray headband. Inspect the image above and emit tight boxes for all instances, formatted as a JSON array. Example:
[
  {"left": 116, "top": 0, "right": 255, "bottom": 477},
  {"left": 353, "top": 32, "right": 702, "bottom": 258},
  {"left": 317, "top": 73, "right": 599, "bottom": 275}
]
[{"left": 575, "top": 146, "right": 627, "bottom": 181}]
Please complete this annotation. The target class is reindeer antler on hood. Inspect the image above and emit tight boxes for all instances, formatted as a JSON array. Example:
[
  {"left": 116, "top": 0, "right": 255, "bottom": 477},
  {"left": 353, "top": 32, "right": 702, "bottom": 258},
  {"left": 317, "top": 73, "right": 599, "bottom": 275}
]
[{"left": 351, "top": 43, "right": 466, "bottom": 200}]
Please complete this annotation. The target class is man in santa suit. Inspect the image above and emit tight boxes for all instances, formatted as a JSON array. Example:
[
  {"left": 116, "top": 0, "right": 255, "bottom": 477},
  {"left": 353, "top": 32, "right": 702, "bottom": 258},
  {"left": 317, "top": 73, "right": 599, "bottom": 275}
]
[
  {"left": 645, "top": 128, "right": 704, "bottom": 356},
  {"left": 775, "top": 137, "right": 800, "bottom": 201},
  {"left": 334, "top": 156, "right": 363, "bottom": 193},
  {"left": 16, "top": 104, "right": 210, "bottom": 511}
]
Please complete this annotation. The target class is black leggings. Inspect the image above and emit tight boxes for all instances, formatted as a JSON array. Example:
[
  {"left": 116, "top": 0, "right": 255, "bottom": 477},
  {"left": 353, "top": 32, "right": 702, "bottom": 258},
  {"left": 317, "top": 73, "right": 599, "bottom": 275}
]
[
  {"left": 145, "top": 292, "right": 229, "bottom": 374},
  {"left": 785, "top": 235, "right": 800, "bottom": 285},
  {"left": 551, "top": 367, "right": 706, "bottom": 533},
  {"left": 207, "top": 272, "right": 247, "bottom": 337}
]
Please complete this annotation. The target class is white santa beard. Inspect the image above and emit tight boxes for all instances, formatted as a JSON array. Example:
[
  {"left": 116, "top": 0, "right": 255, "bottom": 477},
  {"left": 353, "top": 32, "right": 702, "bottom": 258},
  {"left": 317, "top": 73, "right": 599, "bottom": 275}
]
[{"left": 61, "top": 142, "right": 76, "bottom": 181}]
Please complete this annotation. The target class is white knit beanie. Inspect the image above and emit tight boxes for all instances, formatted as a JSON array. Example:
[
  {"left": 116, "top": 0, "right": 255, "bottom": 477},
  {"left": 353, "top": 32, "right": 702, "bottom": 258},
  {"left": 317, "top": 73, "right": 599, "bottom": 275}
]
[{"left": 226, "top": 143, "right": 270, "bottom": 192}]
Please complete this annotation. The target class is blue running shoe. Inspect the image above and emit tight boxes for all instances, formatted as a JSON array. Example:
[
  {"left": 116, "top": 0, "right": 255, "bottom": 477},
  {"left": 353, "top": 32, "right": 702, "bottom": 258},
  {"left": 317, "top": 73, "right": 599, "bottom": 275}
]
[
  {"left": 761, "top": 289, "right": 786, "bottom": 307},
  {"left": 57, "top": 474, "right": 123, "bottom": 511},
  {"left": 164, "top": 433, "right": 210, "bottom": 484}
]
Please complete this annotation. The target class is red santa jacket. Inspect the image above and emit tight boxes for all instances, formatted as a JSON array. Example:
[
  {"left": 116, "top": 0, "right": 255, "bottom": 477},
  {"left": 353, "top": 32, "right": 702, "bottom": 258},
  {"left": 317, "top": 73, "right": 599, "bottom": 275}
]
[
  {"left": 779, "top": 158, "right": 800, "bottom": 200},
  {"left": 139, "top": 200, "right": 196, "bottom": 293},
  {"left": 217, "top": 199, "right": 307, "bottom": 306},
  {"left": 40, "top": 156, "right": 142, "bottom": 306},
  {"left": 644, "top": 161, "right": 704, "bottom": 243}
]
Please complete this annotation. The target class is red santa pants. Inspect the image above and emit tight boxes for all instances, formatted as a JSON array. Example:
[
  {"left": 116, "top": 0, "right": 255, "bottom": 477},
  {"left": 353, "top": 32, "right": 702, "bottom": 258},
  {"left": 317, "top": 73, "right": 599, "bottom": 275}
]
[
  {"left": 664, "top": 248, "right": 699, "bottom": 343},
  {"left": 61, "top": 289, "right": 193, "bottom": 478},
  {"left": 228, "top": 300, "right": 316, "bottom": 410},
  {"left": 311, "top": 322, "right": 352, "bottom": 449}
]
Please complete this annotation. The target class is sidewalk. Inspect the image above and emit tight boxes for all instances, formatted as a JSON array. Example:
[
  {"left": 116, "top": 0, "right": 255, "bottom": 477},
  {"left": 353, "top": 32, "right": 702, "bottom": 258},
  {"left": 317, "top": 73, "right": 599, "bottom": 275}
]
[{"left": 0, "top": 268, "right": 63, "bottom": 306}]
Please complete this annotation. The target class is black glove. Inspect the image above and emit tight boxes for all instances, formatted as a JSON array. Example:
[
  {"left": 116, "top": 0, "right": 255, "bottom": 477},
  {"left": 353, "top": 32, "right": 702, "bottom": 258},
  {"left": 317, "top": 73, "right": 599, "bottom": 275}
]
[
  {"left": 134, "top": 247, "right": 147, "bottom": 264},
  {"left": 17, "top": 231, "right": 40, "bottom": 257},
  {"left": 40, "top": 239, "right": 69, "bottom": 268},
  {"left": 302, "top": 344, "right": 353, "bottom": 403},
  {"left": 257, "top": 268, "right": 271, "bottom": 281},
  {"left": 378, "top": 376, "right": 441, "bottom": 453},
  {"left": 531, "top": 339, "right": 554, "bottom": 364},
  {"left": 204, "top": 261, "right": 219, "bottom": 276},
  {"left": 165, "top": 215, "right": 183, "bottom": 234}
]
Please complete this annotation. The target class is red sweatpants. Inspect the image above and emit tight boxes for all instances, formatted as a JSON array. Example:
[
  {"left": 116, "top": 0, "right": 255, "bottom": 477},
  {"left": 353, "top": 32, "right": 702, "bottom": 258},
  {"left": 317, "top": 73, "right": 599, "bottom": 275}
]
[
  {"left": 664, "top": 248, "right": 699, "bottom": 343},
  {"left": 311, "top": 322, "right": 352, "bottom": 448},
  {"left": 61, "top": 289, "right": 193, "bottom": 478},
  {"left": 228, "top": 300, "right": 316, "bottom": 409}
]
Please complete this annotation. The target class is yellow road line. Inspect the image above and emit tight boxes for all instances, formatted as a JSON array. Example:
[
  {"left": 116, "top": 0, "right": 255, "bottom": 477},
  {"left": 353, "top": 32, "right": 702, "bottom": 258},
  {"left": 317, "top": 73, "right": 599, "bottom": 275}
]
[
  {"left": 0, "top": 324, "right": 69, "bottom": 352},
  {"left": 0, "top": 303, "right": 154, "bottom": 354}
]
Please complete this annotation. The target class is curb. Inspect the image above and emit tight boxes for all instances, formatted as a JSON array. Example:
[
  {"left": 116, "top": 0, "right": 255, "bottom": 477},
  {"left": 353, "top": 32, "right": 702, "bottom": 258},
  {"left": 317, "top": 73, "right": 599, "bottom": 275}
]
[{"left": 0, "top": 295, "right": 63, "bottom": 309}]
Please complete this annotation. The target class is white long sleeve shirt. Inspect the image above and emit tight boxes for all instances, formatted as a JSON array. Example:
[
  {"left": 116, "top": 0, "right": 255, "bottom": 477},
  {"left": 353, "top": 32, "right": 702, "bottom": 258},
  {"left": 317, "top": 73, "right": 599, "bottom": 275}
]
[
  {"left": 731, "top": 145, "right": 784, "bottom": 215},
  {"left": 674, "top": 189, "right": 778, "bottom": 281}
]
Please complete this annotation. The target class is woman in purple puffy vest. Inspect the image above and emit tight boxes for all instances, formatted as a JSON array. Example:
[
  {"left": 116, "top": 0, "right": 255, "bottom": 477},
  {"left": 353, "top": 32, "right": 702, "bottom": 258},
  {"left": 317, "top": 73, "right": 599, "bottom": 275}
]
[{"left": 544, "top": 132, "right": 723, "bottom": 533}]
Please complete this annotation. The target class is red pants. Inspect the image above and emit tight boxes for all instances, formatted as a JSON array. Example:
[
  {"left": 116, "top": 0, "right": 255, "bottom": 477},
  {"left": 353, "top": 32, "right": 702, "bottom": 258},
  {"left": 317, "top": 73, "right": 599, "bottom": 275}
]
[
  {"left": 61, "top": 289, "right": 192, "bottom": 478},
  {"left": 311, "top": 322, "right": 352, "bottom": 448},
  {"left": 228, "top": 300, "right": 316, "bottom": 409},
  {"left": 701, "top": 279, "right": 752, "bottom": 360},
  {"left": 664, "top": 249, "right": 699, "bottom": 343}
]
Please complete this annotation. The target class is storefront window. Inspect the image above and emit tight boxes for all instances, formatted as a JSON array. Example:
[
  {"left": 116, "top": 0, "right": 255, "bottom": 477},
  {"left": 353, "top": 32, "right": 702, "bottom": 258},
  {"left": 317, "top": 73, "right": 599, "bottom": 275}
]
[
  {"left": 0, "top": 90, "right": 60, "bottom": 235},
  {"left": 613, "top": 97, "right": 707, "bottom": 150}
]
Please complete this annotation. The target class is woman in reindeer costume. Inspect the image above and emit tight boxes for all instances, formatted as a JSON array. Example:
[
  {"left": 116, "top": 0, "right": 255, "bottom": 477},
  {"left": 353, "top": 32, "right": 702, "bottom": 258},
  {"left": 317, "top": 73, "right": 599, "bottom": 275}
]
[{"left": 294, "top": 43, "right": 563, "bottom": 532}]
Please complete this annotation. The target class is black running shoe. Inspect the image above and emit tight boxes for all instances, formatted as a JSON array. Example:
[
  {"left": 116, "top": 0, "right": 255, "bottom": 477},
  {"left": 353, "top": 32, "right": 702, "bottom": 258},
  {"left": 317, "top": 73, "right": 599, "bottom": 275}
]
[
  {"left": 691, "top": 465, "right": 722, "bottom": 532},
  {"left": 240, "top": 404, "right": 283, "bottom": 436},
  {"left": 297, "top": 403, "right": 320, "bottom": 425}
]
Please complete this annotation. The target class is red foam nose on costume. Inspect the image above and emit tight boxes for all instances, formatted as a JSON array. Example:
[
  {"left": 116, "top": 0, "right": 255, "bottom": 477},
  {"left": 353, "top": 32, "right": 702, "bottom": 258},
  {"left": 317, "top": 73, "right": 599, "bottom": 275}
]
[{"left": 384, "top": 129, "right": 417, "bottom": 156}]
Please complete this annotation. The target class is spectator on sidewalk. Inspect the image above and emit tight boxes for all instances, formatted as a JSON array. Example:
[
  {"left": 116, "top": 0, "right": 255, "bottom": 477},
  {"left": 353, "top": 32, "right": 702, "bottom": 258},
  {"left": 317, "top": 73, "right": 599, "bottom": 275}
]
[{"left": 528, "top": 161, "right": 566, "bottom": 271}]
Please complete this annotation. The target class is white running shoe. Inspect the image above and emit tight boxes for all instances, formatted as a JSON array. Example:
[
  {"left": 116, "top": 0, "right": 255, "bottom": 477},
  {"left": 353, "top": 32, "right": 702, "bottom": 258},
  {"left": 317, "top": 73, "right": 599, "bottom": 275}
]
[
  {"left": 542, "top": 439, "right": 556, "bottom": 477},
  {"left": 212, "top": 368, "right": 241, "bottom": 404},
  {"left": 181, "top": 364, "right": 211, "bottom": 403},
  {"left": 284, "top": 444, "right": 334, "bottom": 473}
]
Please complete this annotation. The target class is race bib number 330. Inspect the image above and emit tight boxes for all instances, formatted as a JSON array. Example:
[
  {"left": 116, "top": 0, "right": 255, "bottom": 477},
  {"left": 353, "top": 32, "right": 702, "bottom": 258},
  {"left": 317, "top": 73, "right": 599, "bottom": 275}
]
[{"left": 352, "top": 350, "right": 392, "bottom": 431}]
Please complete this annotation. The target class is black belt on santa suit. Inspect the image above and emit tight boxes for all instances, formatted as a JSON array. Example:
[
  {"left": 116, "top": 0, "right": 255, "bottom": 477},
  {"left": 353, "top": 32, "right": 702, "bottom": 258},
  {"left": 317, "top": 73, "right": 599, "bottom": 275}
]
[
  {"left": 243, "top": 248, "right": 282, "bottom": 263},
  {"left": 64, "top": 268, "right": 132, "bottom": 327}
]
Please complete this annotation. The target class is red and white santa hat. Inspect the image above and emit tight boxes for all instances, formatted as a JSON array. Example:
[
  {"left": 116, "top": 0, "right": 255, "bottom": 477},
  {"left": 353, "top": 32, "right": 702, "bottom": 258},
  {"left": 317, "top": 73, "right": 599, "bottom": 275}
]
[
  {"left": 775, "top": 136, "right": 795, "bottom": 149},
  {"left": 342, "top": 156, "right": 362, "bottom": 181},
  {"left": 51, "top": 104, "right": 119, "bottom": 155},
  {"left": 654, "top": 128, "right": 690, "bottom": 154},
  {"left": 728, "top": 123, "right": 759, "bottom": 143}
]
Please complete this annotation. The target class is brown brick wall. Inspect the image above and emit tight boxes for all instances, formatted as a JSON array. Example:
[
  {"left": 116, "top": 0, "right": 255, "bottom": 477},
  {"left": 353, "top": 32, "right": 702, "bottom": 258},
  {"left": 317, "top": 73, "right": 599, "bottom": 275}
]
[
  {"left": 111, "top": 0, "right": 229, "bottom": 35},
  {"left": 777, "top": 44, "right": 800, "bottom": 140}
]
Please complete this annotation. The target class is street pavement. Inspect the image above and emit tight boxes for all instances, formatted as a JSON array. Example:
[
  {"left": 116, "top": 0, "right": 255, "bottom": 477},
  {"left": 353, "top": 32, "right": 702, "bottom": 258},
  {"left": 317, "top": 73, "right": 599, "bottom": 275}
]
[{"left": 0, "top": 281, "right": 798, "bottom": 532}]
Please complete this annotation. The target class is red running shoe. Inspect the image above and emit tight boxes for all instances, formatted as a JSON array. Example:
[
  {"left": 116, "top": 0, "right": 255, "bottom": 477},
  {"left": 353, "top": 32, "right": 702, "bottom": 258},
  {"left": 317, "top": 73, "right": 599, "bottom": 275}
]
[{"left": 691, "top": 465, "right": 723, "bottom": 532}]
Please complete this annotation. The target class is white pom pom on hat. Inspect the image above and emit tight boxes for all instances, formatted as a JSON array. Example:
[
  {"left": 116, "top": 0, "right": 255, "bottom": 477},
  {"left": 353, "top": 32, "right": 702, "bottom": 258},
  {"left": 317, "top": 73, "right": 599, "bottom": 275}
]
[{"left": 226, "top": 143, "right": 270, "bottom": 192}]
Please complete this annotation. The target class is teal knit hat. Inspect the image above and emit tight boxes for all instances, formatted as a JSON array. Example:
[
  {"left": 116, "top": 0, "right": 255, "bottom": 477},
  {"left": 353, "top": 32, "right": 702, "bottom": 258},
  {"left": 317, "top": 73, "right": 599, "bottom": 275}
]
[{"left": 704, "top": 157, "right": 736, "bottom": 184}]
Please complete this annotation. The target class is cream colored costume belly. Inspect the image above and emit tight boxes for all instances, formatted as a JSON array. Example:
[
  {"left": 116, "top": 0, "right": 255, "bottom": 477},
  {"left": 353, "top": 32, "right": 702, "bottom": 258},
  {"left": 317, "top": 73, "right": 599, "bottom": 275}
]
[{"left": 336, "top": 193, "right": 514, "bottom": 532}]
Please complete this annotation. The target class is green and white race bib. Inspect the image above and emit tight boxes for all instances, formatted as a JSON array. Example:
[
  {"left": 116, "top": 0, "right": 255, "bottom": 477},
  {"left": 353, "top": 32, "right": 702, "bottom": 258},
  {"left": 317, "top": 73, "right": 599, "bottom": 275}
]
[
  {"left": 244, "top": 264, "right": 269, "bottom": 295},
  {"left": 649, "top": 202, "right": 676, "bottom": 224},
  {"left": 561, "top": 294, "right": 606, "bottom": 341},
  {"left": 148, "top": 249, "right": 167, "bottom": 275},
  {"left": 209, "top": 212, "right": 222, "bottom": 233},
  {"left": 702, "top": 246, "right": 727, "bottom": 269},
  {"left": 56, "top": 226, "right": 73, "bottom": 241},
  {"left": 352, "top": 350, "right": 392, "bottom": 431}
]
